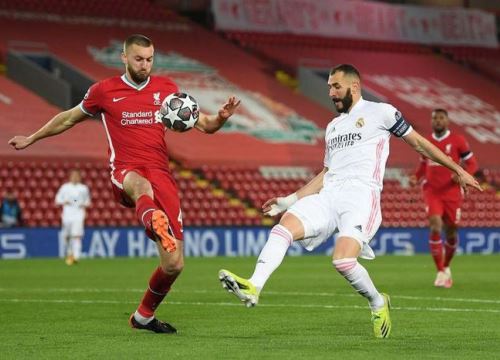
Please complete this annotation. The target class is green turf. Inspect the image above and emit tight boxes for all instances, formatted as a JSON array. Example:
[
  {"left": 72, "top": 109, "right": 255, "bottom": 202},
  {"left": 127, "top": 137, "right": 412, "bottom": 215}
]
[{"left": 1, "top": 255, "right": 499, "bottom": 359}]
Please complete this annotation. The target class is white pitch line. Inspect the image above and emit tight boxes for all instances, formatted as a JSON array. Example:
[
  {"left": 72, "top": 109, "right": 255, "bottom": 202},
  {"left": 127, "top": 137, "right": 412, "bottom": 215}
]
[
  {"left": 265, "top": 291, "right": 500, "bottom": 305},
  {"left": 1, "top": 288, "right": 500, "bottom": 305},
  {"left": 0, "top": 298, "right": 500, "bottom": 314}
]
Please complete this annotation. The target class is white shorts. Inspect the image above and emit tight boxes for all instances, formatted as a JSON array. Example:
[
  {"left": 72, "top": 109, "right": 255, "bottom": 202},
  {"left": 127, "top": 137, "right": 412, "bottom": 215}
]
[
  {"left": 61, "top": 218, "right": 85, "bottom": 238},
  {"left": 287, "top": 179, "right": 381, "bottom": 259}
]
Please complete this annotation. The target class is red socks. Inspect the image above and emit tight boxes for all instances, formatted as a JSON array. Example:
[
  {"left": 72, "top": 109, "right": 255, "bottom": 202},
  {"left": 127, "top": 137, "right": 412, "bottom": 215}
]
[
  {"left": 137, "top": 267, "right": 179, "bottom": 318},
  {"left": 136, "top": 195, "right": 157, "bottom": 230},
  {"left": 444, "top": 236, "right": 458, "bottom": 268},
  {"left": 429, "top": 231, "right": 444, "bottom": 271}
]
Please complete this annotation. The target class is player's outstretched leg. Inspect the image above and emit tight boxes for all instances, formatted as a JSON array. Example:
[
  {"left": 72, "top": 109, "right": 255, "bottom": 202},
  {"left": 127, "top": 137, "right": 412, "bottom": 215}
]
[
  {"left": 219, "top": 269, "right": 259, "bottom": 307},
  {"left": 218, "top": 224, "right": 293, "bottom": 307},
  {"left": 371, "top": 293, "right": 392, "bottom": 339},
  {"left": 129, "top": 314, "right": 177, "bottom": 334}
]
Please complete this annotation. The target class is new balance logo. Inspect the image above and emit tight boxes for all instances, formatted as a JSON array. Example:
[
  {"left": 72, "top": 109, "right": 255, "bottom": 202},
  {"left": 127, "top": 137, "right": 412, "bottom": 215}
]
[
  {"left": 354, "top": 225, "right": 362, "bottom": 232},
  {"left": 113, "top": 97, "right": 126, "bottom": 102}
]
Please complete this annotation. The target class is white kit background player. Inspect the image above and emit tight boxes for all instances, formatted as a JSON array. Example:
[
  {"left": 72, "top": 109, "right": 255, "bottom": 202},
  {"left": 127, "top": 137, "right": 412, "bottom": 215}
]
[
  {"left": 218, "top": 64, "right": 481, "bottom": 339},
  {"left": 55, "top": 169, "right": 91, "bottom": 265}
]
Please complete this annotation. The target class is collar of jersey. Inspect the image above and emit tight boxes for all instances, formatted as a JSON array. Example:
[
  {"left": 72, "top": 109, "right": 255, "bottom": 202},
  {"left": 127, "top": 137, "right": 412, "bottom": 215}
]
[
  {"left": 121, "top": 74, "right": 150, "bottom": 90},
  {"left": 432, "top": 129, "right": 450, "bottom": 141},
  {"left": 338, "top": 97, "right": 365, "bottom": 118}
]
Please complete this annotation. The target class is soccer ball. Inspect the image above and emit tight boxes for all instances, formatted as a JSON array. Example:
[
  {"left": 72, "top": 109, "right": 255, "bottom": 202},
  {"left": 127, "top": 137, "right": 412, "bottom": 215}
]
[{"left": 159, "top": 92, "right": 199, "bottom": 132}]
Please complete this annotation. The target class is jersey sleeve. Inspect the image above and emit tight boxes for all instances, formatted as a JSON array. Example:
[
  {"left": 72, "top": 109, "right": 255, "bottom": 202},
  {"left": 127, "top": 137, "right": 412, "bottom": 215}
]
[
  {"left": 79, "top": 82, "right": 103, "bottom": 117},
  {"left": 381, "top": 104, "right": 413, "bottom": 138},
  {"left": 457, "top": 135, "right": 478, "bottom": 174},
  {"left": 457, "top": 135, "right": 473, "bottom": 160}
]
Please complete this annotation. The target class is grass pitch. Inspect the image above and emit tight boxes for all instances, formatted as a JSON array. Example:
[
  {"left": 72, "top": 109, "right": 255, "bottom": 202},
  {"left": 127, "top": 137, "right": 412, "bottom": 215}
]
[{"left": 1, "top": 255, "right": 499, "bottom": 359}]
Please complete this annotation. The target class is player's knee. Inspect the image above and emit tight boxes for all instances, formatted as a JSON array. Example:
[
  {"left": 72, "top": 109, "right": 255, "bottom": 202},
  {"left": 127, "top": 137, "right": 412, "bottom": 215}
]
[
  {"left": 278, "top": 213, "right": 305, "bottom": 240},
  {"left": 160, "top": 259, "right": 184, "bottom": 276},
  {"left": 429, "top": 217, "right": 442, "bottom": 232},
  {"left": 124, "top": 173, "right": 153, "bottom": 201},
  {"left": 333, "top": 237, "right": 361, "bottom": 260}
]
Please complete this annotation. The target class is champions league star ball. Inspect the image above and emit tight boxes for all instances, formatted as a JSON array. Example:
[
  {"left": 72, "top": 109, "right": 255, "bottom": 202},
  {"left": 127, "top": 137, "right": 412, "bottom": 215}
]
[{"left": 159, "top": 92, "right": 200, "bottom": 132}]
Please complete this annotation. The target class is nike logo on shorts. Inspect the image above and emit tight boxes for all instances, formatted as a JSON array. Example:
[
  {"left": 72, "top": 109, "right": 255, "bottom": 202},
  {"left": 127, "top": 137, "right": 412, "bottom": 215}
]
[{"left": 113, "top": 97, "right": 126, "bottom": 102}]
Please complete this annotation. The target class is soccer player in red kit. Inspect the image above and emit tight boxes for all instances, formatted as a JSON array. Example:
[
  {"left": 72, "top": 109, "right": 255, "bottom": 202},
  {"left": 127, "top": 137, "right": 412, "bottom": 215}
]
[
  {"left": 8, "top": 34, "right": 240, "bottom": 333},
  {"left": 410, "top": 109, "right": 478, "bottom": 288}
]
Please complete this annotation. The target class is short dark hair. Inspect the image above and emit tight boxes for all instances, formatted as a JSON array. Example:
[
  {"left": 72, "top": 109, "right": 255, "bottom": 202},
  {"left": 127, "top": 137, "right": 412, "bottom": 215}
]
[
  {"left": 432, "top": 108, "right": 448, "bottom": 116},
  {"left": 330, "top": 64, "right": 361, "bottom": 80},
  {"left": 124, "top": 34, "right": 153, "bottom": 50}
]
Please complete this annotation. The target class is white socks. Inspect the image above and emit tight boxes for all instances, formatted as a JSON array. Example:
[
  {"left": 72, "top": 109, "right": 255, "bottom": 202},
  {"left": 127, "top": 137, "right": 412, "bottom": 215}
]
[
  {"left": 333, "top": 258, "right": 384, "bottom": 311},
  {"left": 249, "top": 225, "right": 293, "bottom": 291},
  {"left": 72, "top": 238, "right": 82, "bottom": 261},
  {"left": 134, "top": 310, "right": 154, "bottom": 325}
]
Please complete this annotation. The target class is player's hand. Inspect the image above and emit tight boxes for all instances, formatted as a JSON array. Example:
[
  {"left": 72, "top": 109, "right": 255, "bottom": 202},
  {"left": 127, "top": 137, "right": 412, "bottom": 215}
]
[
  {"left": 8, "top": 136, "right": 33, "bottom": 150},
  {"left": 218, "top": 96, "right": 241, "bottom": 120},
  {"left": 456, "top": 169, "right": 483, "bottom": 193},
  {"left": 262, "top": 193, "right": 298, "bottom": 216},
  {"left": 262, "top": 197, "right": 279, "bottom": 216}
]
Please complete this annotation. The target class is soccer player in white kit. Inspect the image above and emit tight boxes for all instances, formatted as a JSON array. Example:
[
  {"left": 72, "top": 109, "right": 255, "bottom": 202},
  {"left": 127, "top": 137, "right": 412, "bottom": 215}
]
[
  {"left": 218, "top": 64, "right": 482, "bottom": 338},
  {"left": 55, "top": 169, "right": 91, "bottom": 265}
]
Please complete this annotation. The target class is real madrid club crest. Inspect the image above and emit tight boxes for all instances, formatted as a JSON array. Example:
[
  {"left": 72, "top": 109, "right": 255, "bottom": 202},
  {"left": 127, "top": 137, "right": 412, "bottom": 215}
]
[{"left": 355, "top": 117, "right": 365, "bottom": 128}]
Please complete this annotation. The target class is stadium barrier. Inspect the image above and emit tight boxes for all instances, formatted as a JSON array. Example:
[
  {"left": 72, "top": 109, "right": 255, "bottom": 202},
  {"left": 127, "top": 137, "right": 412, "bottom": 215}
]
[
  {"left": 0, "top": 227, "right": 499, "bottom": 259},
  {"left": 7, "top": 50, "right": 72, "bottom": 109}
]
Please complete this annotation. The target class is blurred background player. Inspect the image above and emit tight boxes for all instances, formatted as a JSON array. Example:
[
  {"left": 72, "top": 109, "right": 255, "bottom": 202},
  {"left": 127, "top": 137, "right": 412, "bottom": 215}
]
[
  {"left": 8, "top": 34, "right": 240, "bottom": 334},
  {"left": 0, "top": 190, "right": 23, "bottom": 227},
  {"left": 55, "top": 169, "right": 91, "bottom": 265},
  {"left": 410, "top": 109, "right": 478, "bottom": 288},
  {"left": 218, "top": 64, "right": 481, "bottom": 339}
]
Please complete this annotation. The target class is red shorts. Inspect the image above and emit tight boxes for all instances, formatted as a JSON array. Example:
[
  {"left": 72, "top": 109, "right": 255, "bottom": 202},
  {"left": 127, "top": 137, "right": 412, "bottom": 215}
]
[
  {"left": 423, "top": 190, "right": 462, "bottom": 226},
  {"left": 110, "top": 166, "right": 183, "bottom": 240}
]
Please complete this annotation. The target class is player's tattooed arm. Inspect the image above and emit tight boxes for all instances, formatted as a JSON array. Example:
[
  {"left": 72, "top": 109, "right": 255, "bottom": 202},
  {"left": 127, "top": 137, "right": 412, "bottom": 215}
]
[
  {"left": 403, "top": 130, "right": 482, "bottom": 192},
  {"left": 8, "top": 106, "right": 87, "bottom": 150},
  {"left": 196, "top": 96, "right": 240, "bottom": 134}
]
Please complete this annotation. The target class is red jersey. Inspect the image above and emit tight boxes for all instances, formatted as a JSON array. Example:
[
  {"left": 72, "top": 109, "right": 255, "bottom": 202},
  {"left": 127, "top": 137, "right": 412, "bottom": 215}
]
[
  {"left": 80, "top": 74, "right": 178, "bottom": 169},
  {"left": 415, "top": 130, "right": 478, "bottom": 199}
]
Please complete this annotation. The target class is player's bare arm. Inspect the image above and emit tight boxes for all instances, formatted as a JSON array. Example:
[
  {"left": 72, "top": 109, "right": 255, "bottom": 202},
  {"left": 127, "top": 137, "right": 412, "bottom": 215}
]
[
  {"left": 403, "top": 130, "right": 482, "bottom": 192},
  {"left": 8, "top": 105, "right": 87, "bottom": 150},
  {"left": 195, "top": 96, "right": 241, "bottom": 134},
  {"left": 263, "top": 168, "right": 328, "bottom": 216}
]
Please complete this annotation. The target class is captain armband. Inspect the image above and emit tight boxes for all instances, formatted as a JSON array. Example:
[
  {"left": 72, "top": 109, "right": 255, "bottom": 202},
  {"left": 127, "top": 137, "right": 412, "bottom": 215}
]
[{"left": 388, "top": 111, "right": 412, "bottom": 138}]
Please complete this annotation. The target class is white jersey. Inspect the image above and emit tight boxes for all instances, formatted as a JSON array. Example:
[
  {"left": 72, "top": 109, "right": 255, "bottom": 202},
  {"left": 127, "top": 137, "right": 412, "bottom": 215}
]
[
  {"left": 323, "top": 98, "right": 412, "bottom": 190},
  {"left": 55, "top": 182, "right": 91, "bottom": 220}
]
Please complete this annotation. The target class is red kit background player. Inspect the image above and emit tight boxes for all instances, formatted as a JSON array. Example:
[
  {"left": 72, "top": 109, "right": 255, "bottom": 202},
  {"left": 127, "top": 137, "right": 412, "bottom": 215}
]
[
  {"left": 411, "top": 108, "right": 478, "bottom": 288},
  {"left": 8, "top": 34, "right": 240, "bottom": 333}
]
